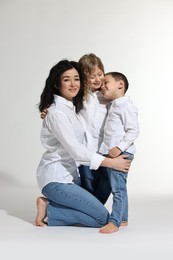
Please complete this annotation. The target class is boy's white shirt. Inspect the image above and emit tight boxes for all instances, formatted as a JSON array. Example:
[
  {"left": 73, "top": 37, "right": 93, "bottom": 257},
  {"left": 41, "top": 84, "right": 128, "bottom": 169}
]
[{"left": 99, "top": 96, "right": 140, "bottom": 155}]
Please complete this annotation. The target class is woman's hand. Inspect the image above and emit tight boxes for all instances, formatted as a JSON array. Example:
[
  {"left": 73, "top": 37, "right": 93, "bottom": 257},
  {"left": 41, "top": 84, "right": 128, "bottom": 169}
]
[
  {"left": 101, "top": 154, "right": 132, "bottom": 173},
  {"left": 111, "top": 154, "right": 131, "bottom": 172}
]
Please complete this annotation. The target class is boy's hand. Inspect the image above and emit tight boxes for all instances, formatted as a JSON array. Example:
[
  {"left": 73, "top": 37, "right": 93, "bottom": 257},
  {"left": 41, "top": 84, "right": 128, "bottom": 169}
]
[{"left": 108, "top": 147, "right": 122, "bottom": 158}]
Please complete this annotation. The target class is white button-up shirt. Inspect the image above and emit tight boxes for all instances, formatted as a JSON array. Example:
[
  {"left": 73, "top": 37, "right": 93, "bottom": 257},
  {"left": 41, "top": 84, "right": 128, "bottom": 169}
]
[
  {"left": 99, "top": 96, "right": 140, "bottom": 155},
  {"left": 36, "top": 95, "right": 105, "bottom": 191},
  {"left": 79, "top": 91, "right": 109, "bottom": 152}
]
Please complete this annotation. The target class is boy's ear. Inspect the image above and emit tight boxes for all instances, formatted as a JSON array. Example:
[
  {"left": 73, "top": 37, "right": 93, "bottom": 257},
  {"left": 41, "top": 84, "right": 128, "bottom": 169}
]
[{"left": 118, "top": 80, "right": 124, "bottom": 89}]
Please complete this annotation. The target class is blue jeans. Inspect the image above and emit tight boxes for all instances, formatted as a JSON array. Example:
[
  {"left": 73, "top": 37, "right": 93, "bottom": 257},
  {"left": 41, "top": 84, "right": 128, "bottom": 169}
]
[
  {"left": 101, "top": 152, "right": 134, "bottom": 227},
  {"left": 42, "top": 181, "right": 110, "bottom": 227},
  {"left": 78, "top": 165, "right": 111, "bottom": 204}
]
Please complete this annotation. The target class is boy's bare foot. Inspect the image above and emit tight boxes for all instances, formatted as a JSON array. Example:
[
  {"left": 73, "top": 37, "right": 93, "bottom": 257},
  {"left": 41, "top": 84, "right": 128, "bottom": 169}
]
[
  {"left": 121, "top": 221, "right": 128, "bottom": 226},
  {"left": 99, "top": 222, "right": 119, "bottom": 234},
  {"left": 35, "top": 196, "right": 48, "bottom": 227}
]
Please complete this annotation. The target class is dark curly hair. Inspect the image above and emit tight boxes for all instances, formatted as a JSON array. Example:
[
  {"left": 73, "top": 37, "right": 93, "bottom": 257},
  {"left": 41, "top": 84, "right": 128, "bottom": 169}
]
[{"left": 38, "top": 59, "right": 85, "bottom": 113}]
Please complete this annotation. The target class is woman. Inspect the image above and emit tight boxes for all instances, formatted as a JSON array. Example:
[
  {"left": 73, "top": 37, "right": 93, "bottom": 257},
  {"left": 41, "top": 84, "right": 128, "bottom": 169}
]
[
  {"left": 41, "top": 54, "right": 111, "bottom": 204},
  {"left": 36, "top": 59, "right": 131, "bottom": 228}
]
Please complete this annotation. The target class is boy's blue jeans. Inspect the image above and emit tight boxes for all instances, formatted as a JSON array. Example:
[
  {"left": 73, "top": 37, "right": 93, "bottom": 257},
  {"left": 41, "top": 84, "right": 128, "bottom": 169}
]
[{"left": 101, "top": 152, "right": 134, "bottom": 227}]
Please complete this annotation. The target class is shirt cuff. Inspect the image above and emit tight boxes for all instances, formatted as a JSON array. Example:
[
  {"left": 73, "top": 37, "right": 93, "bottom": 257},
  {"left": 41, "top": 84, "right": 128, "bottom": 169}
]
[{"left": 90, "top": 153, "right": 105, "bottom": 170}]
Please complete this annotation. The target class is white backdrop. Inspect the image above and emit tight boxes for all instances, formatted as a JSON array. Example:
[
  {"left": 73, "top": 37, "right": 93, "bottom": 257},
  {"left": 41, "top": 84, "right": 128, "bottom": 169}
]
[{"left": 0, "top": 0, "right": 173, "bottom": 196}]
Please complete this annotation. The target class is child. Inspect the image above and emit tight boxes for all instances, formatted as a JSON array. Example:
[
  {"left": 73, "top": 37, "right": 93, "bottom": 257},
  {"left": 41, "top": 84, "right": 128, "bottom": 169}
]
[
  {"left": 99, "top": 72, "right": 140, "bottom": 234},
  {"left": 78, "top": 53, "right": 111, "bottom": 204}
]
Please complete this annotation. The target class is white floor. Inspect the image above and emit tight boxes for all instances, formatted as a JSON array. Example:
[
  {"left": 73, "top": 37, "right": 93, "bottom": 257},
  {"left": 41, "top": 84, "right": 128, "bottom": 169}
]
[{"left": 0, "top": 184, "right": 173, "bottom": 260}]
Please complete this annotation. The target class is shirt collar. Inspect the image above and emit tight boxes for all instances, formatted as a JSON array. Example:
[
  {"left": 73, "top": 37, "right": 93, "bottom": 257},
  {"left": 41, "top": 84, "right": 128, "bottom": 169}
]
[
  {"left": 54, "top": 95, "right": 75, "bottom": 109},
  {"left": 112, "top": 96, "right": 130, "bottom": 106}
]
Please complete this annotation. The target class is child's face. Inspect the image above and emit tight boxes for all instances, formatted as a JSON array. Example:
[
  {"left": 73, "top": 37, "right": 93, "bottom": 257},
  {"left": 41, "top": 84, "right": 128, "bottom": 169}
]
[
  {"left": 87, "top": 66, "right": 104, "bottom": 92},
  {"left": 101, "top": 74, "right": 121, "bottom": 100}
]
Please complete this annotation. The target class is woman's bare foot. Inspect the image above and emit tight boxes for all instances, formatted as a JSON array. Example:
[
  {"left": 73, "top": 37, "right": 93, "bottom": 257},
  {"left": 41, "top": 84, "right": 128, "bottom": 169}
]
[
  {"left": 121, "top": 221, "right": 128, "bottom": 226},
  {"left": 35, "top": 196, "right": 48, "bottom": 227},
  {"left": 99, "top": 223, "right": 119, "bottom": 234}
]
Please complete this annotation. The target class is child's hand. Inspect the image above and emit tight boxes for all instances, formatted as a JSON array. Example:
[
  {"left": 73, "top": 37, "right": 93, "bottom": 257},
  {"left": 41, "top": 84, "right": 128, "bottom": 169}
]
[
  {"left": 40, "top": 109, "right": 48, "bottom": 119},
  {"left": 108, "top": 147, "right": 122, "bottom": 158}
]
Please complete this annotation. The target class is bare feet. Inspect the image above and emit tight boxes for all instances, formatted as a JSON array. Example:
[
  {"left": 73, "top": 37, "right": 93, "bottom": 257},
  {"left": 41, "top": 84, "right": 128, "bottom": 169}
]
[
  {"left": 121, "top": 221, "right": 128, "bottom": 226},
  {"left": 99, "top": 222, "right": 119, "bottom": 234},
  {"left": 35, "top": 196, "right": 48, "bottom": 227}
]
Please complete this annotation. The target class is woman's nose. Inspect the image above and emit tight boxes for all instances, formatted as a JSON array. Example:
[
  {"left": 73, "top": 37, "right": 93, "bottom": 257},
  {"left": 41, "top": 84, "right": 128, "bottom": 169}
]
[{"left": 70, "top": 80, "right": 76, "bottom": 86}]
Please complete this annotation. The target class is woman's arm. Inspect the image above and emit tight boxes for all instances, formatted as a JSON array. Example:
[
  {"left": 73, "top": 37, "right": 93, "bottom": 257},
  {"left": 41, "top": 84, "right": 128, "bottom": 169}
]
[
  {"left": 46, "top": 109, "right": 131, "bottom": 173},
  {"left": 100, "top": 154, "right": 131, "bottom": 172}
]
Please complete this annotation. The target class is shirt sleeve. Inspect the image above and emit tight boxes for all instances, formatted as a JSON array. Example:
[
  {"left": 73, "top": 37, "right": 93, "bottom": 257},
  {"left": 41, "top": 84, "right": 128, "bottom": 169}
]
[
  {"left": 117, "top": 105, "right": 140, "bottom": 152},
  {"left": 45, "top": 110, "right": 105, "bottom": 170}
]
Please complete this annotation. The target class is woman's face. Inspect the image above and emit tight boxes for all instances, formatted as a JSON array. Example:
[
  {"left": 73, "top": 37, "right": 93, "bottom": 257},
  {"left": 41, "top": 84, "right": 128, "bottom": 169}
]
[
  {"left": 59, "top": 68, "right": 80, "bottom": 100},
  {"left": 87, "top": 66, "right": 104, "bottom": 92}
]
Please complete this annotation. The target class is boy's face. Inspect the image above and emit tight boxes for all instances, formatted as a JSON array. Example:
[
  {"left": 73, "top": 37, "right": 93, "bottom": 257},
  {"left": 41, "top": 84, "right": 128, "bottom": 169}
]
[
  {"left": 87, "top": 66, "right": 104, "bottom": 92},
  {"left": 101, "top": 74, "right": 121, "bottom": 100}
]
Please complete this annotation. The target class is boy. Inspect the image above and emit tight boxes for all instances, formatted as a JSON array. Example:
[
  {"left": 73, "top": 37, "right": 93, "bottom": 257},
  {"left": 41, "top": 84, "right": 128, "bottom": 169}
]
[{"left": 99, "top": 72, "right": 140, "bottom": 234}]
